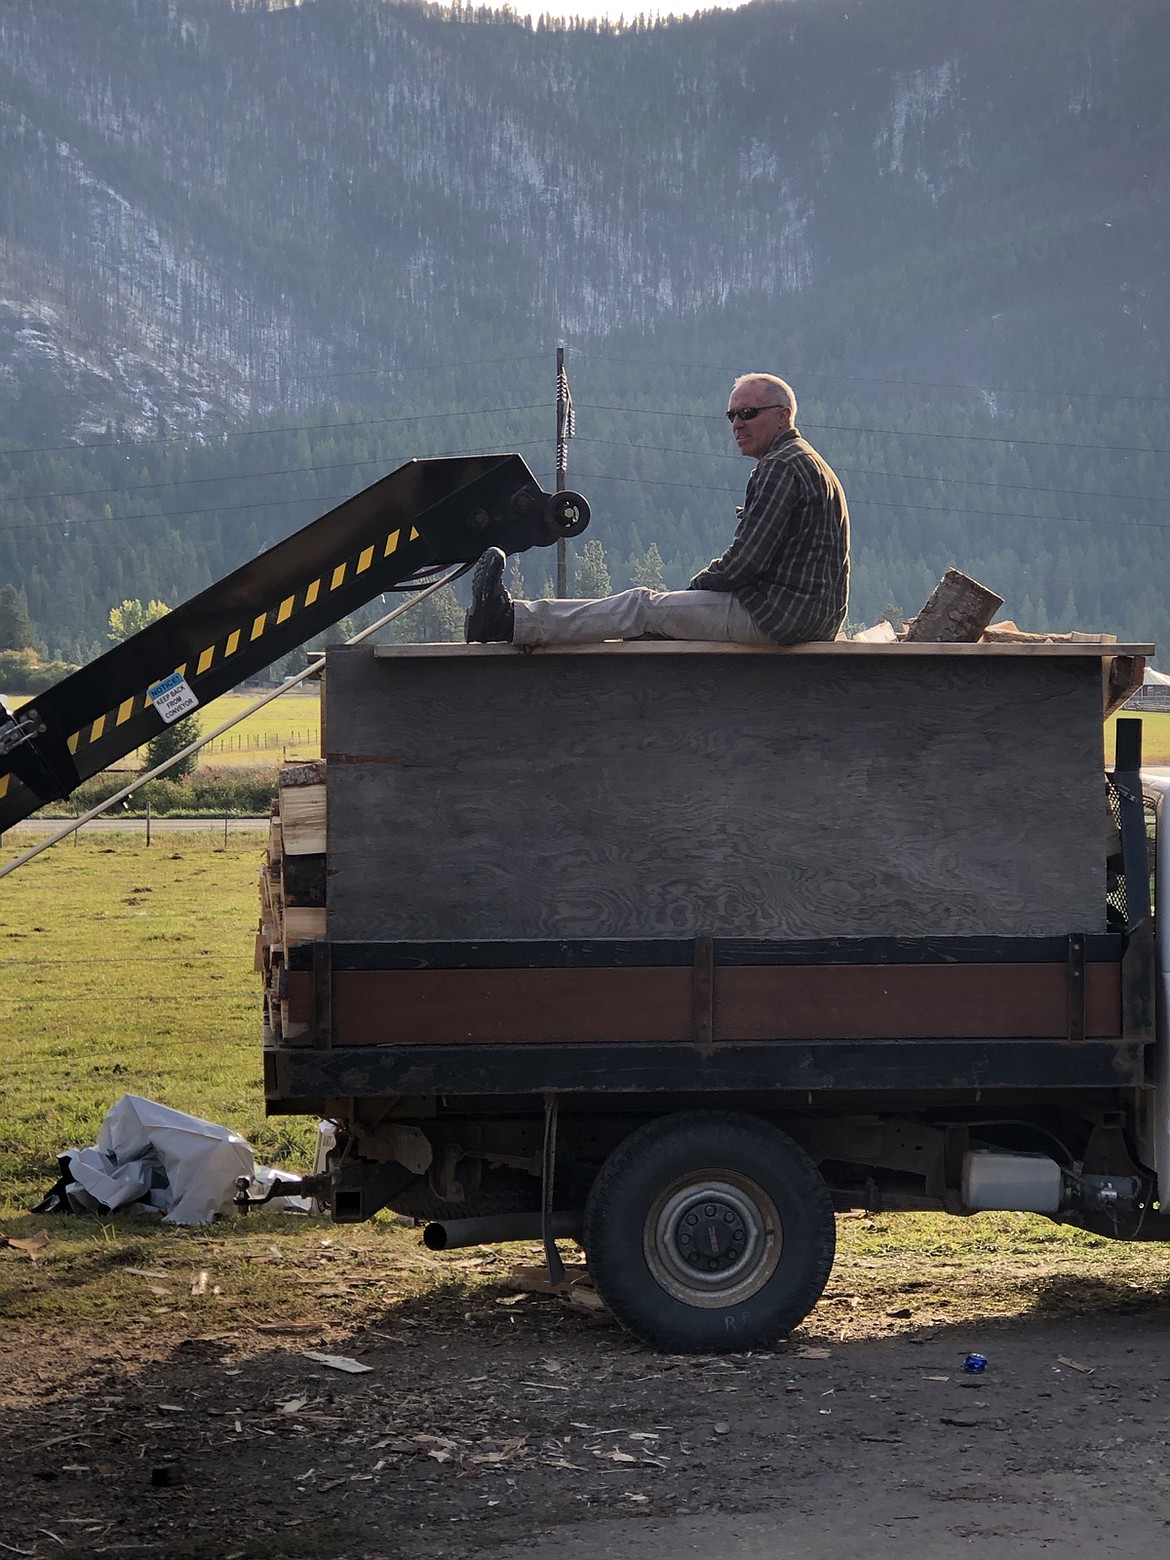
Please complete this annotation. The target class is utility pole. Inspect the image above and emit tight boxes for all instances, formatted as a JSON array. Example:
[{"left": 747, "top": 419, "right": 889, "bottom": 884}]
[{"left": 555, "top": 345, "right": 571, "bottom": 596}]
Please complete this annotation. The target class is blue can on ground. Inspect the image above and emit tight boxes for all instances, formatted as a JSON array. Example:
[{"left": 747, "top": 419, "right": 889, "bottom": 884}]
[{"left": 962, "top": 1353, "right": 988, "bottom": 1374}]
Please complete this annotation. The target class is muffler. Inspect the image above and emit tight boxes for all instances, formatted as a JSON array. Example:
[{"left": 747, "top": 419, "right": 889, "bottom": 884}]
[{"left": 422, "top": 1211, "right": 583, "bottom": 1251}]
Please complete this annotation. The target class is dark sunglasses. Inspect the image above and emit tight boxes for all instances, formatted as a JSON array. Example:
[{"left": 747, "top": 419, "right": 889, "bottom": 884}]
[{"left": 726, "top": 405, "right": 784, "bottom": 423}]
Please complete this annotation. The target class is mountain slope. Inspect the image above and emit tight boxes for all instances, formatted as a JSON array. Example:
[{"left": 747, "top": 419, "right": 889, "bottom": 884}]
[
  {"left": 1, "top": 0, "right": 1168, "bottom": 663},
  {"left": 1, "top": 0, "right": 1166, "bottom": 438}
]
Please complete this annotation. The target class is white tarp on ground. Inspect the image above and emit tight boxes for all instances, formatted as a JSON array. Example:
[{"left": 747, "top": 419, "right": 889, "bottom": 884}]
[{"left": 61, "top": 1094, "right": 298, "bottom": 1224}]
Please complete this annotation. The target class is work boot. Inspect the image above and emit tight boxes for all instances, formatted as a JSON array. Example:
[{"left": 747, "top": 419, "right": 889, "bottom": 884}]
[{"left": 464, "top": 547, "right": 515, "bottom": 643}]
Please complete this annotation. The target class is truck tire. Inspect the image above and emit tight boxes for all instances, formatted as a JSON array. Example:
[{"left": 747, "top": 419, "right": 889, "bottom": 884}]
[{"left": 582, "top": 1111, "right": 835, "bottom": 1353}]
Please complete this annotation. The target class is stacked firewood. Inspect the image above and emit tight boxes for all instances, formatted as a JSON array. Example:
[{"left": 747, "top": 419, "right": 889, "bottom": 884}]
[{"left": 257, "top": 760, "right": 327, "bottom": 1045}]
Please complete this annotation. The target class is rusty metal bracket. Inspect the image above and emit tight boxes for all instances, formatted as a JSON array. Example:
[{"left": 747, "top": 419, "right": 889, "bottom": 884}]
[
  {"left": 1066, "top": 932, "right": 1086, "bottom": 1042},
  {"left": 692, "top": 934, "right": 715, "bottom": 1052},
  {"left": 313, "top": 939, "right": 333, "bottom": 1050}
]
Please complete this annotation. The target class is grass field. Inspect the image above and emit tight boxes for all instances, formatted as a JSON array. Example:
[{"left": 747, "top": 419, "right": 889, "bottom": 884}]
[
  {"left": 2, "top": 834, "right": 1169, "bottom": 1344},
  {"left": 1105, "top": 710, "right": 1170, "bottom": 766},
  {"left": 193, "top": 685, "right": 322, "bottom": 765},
  {"left": 0, "top": 831, "right": 312, "bottom": 1206}
]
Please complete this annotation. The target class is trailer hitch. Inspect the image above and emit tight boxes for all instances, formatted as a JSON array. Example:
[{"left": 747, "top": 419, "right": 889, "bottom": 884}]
[{"left": 233, "top": 1172, "right": 335, "bottom": 1213}]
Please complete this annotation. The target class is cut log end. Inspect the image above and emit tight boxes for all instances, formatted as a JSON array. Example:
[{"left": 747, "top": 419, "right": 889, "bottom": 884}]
[{"left": 904, "top": 569, "right": 1005, "bottom": 644}]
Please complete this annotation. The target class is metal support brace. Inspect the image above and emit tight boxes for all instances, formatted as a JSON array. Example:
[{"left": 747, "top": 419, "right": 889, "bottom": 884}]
[
  {"left": 692, "top": 934, "right": 714, "bottom": 1053},
  {"left": 313, "top": 940, "right": 333, "bottom": 1050},
  {"left": 541, "top": 1091, "right": 565, "bottom": 1288},
  {"left": 1066, "top": 933, "right": 1086, "bottom": 1042},
  {"left": 0, "top": 454, "right": 589, "bottom": 831}
]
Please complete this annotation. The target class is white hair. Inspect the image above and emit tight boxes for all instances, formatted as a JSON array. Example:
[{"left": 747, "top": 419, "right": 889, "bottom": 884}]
[{"left": 731, "top": 374, "right": 797, "bottom": 421}]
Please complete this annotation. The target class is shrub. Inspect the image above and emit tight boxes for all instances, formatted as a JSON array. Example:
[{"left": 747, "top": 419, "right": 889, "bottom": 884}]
[
  {"left": 144, "top": 712, "right": 201, "bottom": 780},
  {"left": 187, "top": 767, "right": 280, "bottom": 814},
  {"left": 0, "top": 649, "right": 79, "bottom": 696},
  {"left": 37, "top": 766, "right": 278, "bottom": 818}
]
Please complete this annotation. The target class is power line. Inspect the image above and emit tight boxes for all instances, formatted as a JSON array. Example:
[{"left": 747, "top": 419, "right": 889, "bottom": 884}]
[
  {"left": 2, "top": 455, "right": 394, "bottom": 508},
  {"left": 573, "top": 403, "right": 1170, "bottom": 456},
  {"left": 0, "top": 490, "right": 343, "bottom": 532},
  {"left": 7, "top": 423, "right": 1162, "bottom": 513},
  {"left": 569, "top": 469, "right": 1170, "bottom": 533},
  {"left": 1, "top": 420, "right": 550, "bottom": 507},
  {"left": 572, "top": 435, "right": 1163, "bottom": 507},
  {"left": 2, "top": 448, "right": 1164, "bottom": 538},
  {"left": 810, "top": 420, "right": 1170, "bottom": 457},
  {"left": 0, "top": 402, "right": 548, "bottom": 462},
  {"left": 0, "top": 440, "right": 553, "bottom": 532},
  {"left": 6, "top": 363, "right": 1166, "bottom": 470},
  {"left": 0, "top": 415, "right": 1163, "bottom": 538},
  {"left": 311, "top": 351, "right": 548, "bottom": 380},
  {"left": 569, "top": 350, "right": 1170, "bottom": 408}
]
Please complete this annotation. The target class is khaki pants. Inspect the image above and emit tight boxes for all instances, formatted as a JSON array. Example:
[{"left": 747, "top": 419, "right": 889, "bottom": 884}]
[{"left": 511, "top": 588, "right": 773, "bottom": 647}]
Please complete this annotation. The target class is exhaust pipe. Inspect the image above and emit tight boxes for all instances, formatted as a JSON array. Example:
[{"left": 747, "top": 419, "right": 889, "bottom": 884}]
[{"left": 422, "top": 1211, "right": 583, "bottom": 1251}]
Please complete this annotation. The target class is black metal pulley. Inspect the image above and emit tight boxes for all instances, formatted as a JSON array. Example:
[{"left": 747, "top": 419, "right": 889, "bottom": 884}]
[{"left": 543, "top": 491, "right": 590, "bottom": 539}]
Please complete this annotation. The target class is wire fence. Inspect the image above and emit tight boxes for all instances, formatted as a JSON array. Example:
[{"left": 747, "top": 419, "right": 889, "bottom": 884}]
[{"left": 202, "top": 730, "right": 320, "bottom": 754}]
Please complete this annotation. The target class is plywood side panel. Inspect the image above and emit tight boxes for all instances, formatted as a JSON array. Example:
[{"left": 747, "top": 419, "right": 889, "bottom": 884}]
[{"left": 325, "top": 648, "right": 1107, "bottom": 942}]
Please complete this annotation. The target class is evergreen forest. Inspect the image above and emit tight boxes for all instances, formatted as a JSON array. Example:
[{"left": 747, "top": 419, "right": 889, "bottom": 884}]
[{"left": 0, "top": 0, "right": 1167, "bottom": 667}]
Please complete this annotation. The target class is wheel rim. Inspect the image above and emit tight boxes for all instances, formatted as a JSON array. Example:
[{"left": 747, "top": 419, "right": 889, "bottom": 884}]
[{"left": 642, "top": 1169, "right": 783, "bottom": 1309}]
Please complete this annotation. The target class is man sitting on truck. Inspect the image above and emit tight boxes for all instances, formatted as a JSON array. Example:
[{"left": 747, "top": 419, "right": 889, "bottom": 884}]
[{"left": 465, "top": 373, "right": 850, "bottom": 647}]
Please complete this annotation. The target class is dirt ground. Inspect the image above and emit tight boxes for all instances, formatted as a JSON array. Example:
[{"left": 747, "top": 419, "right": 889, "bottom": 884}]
[{"left": 3, "top": 1225, "right": 1170, "bottom": 1560}]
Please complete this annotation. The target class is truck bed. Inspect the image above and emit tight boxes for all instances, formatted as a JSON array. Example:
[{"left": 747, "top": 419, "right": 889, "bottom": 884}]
[{"left": 260, "top": 638, "right": 1153, "bottom": 1110}]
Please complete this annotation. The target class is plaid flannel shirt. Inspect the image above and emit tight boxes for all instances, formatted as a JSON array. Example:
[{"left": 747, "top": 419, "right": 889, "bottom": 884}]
[{"left": 689, "top": 427, "right": 850, "bottom": 644}]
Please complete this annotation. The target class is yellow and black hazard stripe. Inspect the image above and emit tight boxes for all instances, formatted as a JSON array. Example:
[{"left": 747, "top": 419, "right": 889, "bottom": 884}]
[
  {"left": 0, "top": 452, "right": 540, "bottom": 830},
  {"left": 54, "top": 524, "right": 428, "bottom": 779},
  {"left": 0, "top": 525, "right": 429, "bottom": 809}
]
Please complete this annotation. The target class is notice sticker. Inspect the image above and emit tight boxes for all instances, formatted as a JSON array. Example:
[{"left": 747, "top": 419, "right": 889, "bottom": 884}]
[{"left": 148, "top": 671, "right": 199, "bottom": 725}]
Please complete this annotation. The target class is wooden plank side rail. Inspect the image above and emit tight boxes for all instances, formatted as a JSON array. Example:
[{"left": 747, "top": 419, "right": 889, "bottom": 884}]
[
  {"left": 262, "top": 643, "right": 1156, "bottom": 1108},
  {"left": 282, "top": 940, "right": 1125, "bottom": 1050},
  {"left": 286, "top": 962, "right": 1122, "bottom": 1047}
]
